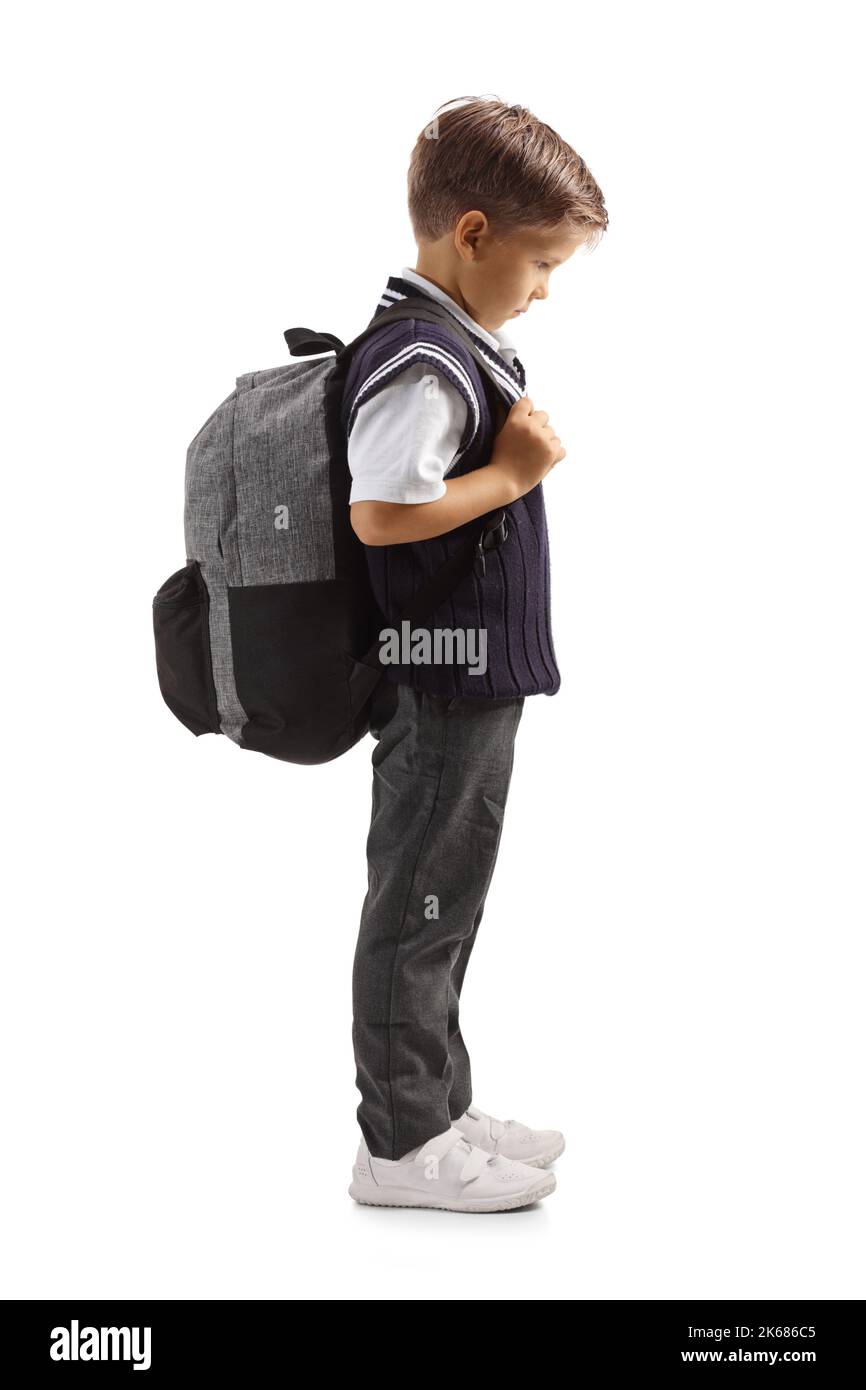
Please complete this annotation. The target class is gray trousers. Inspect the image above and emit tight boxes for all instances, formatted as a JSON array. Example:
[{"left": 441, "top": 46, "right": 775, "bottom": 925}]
[{"left": 352, "top": 676, "right": 525, "bottom": 1160}]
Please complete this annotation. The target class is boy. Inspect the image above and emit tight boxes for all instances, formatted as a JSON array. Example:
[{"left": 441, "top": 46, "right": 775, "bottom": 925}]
[{"left": 344, "top": 97, "right": 607, "bottom": 1212}]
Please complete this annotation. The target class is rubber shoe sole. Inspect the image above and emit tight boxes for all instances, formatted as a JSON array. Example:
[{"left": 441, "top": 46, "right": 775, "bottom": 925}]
[{"left": 348, "top": 1170, "right": 556, "bottom": 1212}]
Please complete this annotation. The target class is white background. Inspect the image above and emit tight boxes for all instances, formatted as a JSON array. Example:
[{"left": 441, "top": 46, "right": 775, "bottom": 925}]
[{"left": 3, "top": 1, "right": 863, "bottom": 1301}]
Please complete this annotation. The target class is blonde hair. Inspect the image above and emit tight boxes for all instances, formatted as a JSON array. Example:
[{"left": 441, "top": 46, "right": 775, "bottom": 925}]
[{"left": 408, "top": 95, "right": 608, "bottom": 249}]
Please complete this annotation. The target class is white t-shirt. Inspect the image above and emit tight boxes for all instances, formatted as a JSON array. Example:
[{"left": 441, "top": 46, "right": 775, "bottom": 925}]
[{"left": 347, "top": 266, "right": 520, "bottom": 505}]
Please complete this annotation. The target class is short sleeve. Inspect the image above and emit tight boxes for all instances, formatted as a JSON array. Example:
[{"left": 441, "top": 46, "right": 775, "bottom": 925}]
[{"left": 347, "top": 362, "right": 469, "bottom": 505}]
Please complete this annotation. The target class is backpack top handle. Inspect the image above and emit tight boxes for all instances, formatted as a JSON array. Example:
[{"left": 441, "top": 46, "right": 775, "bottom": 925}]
[{"left": 283, "top": 327, "right": 346, "bottom": 356}]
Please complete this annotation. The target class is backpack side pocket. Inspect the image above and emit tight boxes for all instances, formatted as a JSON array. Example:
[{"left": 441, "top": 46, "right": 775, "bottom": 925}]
[{"left": 152, "top": 560, "right": 221, "bottom": 736}]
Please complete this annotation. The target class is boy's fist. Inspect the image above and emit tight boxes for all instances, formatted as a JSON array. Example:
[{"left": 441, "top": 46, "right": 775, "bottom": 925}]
[{"left": 490, "top": 396, "right": 566, "bottom": 497}]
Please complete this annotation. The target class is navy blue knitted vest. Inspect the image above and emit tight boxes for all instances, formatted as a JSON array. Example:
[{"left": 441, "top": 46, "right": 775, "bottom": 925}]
[{"left": 342, "top": 276, "right": 560, "bottom": 699}]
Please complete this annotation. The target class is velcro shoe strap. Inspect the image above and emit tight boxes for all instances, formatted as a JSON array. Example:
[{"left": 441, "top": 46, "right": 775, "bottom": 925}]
[
  {"left": 413, "top": 1127, "right": 466, "bottom": 1167},
  {"left": 458, "top": 1143, "right": 493, "bottom": 1184}
]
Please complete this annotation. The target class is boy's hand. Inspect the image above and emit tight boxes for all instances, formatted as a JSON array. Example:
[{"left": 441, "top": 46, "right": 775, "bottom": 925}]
[
  {"left": 349, "top": 396, "right": 566, "bottom": 545},
  {"left": 489, "top": 396, "right": 566, "bottom": 498}
]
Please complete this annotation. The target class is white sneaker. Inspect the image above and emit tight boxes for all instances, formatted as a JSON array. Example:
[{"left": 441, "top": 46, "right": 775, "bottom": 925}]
[
  {"left": 349, "top": 1125, "right": 556, "bottom": 1213},
  {"left": 452, "top": 1104, "right": 566, "bottom": 1168}
]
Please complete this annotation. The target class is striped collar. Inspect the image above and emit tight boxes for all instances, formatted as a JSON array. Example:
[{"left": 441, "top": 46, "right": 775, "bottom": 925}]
[{"left": 375, "top": 268, "right": 526, "bottom": 396}]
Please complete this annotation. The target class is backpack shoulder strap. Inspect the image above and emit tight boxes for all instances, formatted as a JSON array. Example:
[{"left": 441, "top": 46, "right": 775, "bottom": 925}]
[
  {"left": 285, "top": 297, "right": 518, "bottom": 409},
  {"left": 342, "top": 298, "right": 514, "bottom": 405},
  {"left": 286, "top": 296, "right": 514, "bottom": 675}
]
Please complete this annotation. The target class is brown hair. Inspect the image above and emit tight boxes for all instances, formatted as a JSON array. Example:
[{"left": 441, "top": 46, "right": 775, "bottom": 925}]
[{"left": 407, "top": 95, "right": 608, "bottom": 249}]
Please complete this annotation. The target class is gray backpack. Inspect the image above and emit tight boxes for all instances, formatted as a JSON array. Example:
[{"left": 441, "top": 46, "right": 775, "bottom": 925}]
[{"left": 152, "top": 298, "right": 510, "bottom": 765}]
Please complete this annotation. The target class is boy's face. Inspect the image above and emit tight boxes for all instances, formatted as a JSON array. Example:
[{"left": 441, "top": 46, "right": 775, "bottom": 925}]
[{"left": 461, "top": 220, "right": 586, "bottom": 332}]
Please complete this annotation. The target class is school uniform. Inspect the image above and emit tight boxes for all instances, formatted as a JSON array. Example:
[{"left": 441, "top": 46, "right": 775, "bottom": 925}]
[
  {"left": 345, "top": 270, "right": 558, "bottom": 1160},
  {"left": 342, "top": 268, "right": 560, "bottom": 701}
]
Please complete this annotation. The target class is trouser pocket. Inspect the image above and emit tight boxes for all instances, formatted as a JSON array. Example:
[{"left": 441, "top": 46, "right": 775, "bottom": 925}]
[{"left": 152, "top": 560, "right": 220, "bottom": 736}]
